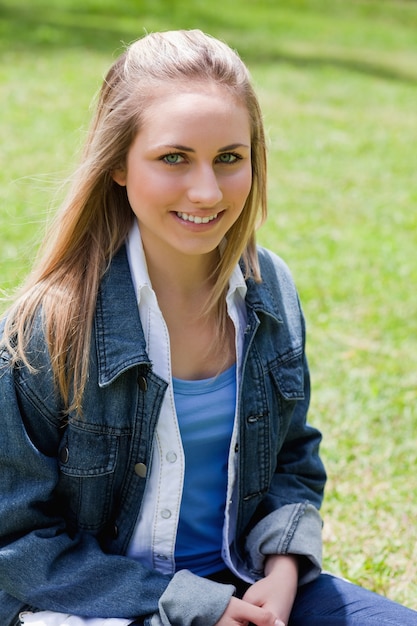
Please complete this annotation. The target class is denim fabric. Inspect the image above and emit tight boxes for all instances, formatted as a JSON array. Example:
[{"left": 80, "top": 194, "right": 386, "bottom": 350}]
[
  {"left": 207, "top": 570, "right": 417, "bottom": 624},
  {"left": 0, "top": 245, "right": 326, "bottom": 625},
  {"left": 290, "top": 573, "right": 417, "bottom": 624}
]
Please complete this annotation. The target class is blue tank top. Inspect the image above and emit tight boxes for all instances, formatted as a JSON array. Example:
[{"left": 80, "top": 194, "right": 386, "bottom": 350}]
[{"left": 173, "top": 364, "right": 236, "bottom": 575}]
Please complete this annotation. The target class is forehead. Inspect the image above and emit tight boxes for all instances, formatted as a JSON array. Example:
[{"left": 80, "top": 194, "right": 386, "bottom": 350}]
[
  {"left": 143, "top": 79, "right": 244, "bottom": 105},
  {"left": 138, "top": 82, "right": 251, "bottom": 141}
]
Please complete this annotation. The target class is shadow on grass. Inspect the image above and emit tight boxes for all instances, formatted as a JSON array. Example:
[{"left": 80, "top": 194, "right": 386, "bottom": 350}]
[
  {"left": 242, "top": 50, "right": 417, "bottom": 85},
  {"left": 1, "top": 1, "right": 416, "bottom": 85}
]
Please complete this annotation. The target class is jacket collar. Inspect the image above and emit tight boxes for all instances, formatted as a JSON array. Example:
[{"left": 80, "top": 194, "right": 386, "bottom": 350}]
[
  {"left": 95, "top": 245, "right": 283, "bottom": 386},
  {"left": 94, "top": 245, "right": 151, "bottom": 387},
  {"left": 240, "top": 249, "right": 284, "bottom": 326}
]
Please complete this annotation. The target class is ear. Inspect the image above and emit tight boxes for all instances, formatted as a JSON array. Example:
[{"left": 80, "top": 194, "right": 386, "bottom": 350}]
[{"left": 112, "top": 167, "right": 127, "bottom": 186}]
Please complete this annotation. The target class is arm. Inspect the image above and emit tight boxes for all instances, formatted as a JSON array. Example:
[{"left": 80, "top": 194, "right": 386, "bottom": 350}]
[
  {"left": 242, "top": 555, "right": 298, "bottom": 625},
  {"left": 242, "top": 354, "right": 326, "bottom": 586},
  {"left": 237, "top": 357, "right": 323, "bottom": 623},
  {"left": 0, "top": 352, "right": 162, "bottom": 619},
  {"left": 0, "top": 349, "right": 234, "bottom": 624},
  {"left": 239, "top": 250, "right": 326, "bottom": 596}
]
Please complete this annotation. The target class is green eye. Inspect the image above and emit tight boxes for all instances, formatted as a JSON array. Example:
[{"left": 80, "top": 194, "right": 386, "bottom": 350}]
[
  {"left": 217, "top": 153, "right": 238, "bottom": 163},
  {"left": 163, "top": 153, "right": 184, "bottom": 164}
]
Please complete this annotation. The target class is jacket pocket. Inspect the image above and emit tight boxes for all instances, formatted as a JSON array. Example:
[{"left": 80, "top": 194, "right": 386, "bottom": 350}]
[
  {"left": 269, "top": 352, "right": 305, "bottom": 402},
  {"left": 58, "top": 426, "right": 119, "bottom": 531}
]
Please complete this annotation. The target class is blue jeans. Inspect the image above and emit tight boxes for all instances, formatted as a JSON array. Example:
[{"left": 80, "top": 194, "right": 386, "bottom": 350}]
[
  {"left": 290, "top": 573, "right": 417, "bottom": 625},
  {"left": 207, "top": 569, "right": 417, "bottom": 625}
]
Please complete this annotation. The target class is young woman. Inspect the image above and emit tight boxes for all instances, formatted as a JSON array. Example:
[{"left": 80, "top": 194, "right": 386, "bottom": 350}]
[{"left": 0, "top": 29, "right": 416, "bottom": 626}]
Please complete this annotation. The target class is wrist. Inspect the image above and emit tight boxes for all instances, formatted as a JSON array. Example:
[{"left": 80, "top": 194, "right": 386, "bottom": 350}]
[{"left": 264, "top": 554, "right": 299, "bottom": 579}]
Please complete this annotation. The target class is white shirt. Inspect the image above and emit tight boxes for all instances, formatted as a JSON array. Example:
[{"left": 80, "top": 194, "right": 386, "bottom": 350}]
[
  {"left": 19, "top": 613, "right": 131, "bottom": 626},
  {"left": 125, "top": 221, "right": 248, "bottom": 577}
]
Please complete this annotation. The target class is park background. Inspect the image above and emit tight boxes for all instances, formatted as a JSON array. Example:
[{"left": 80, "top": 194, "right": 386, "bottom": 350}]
[{"left": 1, "top": 0, "right": 417, "bottom": 610}]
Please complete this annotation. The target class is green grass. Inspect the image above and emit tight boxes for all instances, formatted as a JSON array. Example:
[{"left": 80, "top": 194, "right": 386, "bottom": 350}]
[{"left": 1, "top": 0, "right": 417, "bottom": 610}]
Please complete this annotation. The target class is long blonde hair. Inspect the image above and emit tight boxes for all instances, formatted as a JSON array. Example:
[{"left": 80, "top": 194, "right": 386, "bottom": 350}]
[{"left": 1, "top": 29, "right": 267, "bottom": 414}]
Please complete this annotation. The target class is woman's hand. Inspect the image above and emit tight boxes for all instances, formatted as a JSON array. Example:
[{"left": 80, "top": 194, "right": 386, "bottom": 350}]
[
  {"left": 215, "top": 596, "right": 284, "bottom": 626},
  {"left": 241, "top": 555, "right": 299, "bottom": 626}
]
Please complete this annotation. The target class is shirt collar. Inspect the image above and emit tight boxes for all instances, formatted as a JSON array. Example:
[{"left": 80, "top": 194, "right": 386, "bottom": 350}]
[
  {"left": 226, "top": 260, "right": 247, "bottom": 306},
  {"left": 125, "top": 220, "right": 154, "bottom": 305}
]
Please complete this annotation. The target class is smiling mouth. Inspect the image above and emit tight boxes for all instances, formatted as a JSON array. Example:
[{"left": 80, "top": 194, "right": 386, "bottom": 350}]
[{"left": 176, "top": 211, "right": 219, "bottom": 224}]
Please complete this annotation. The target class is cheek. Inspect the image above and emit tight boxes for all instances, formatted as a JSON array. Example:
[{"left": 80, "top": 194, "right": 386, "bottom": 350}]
[
  {"left": 126, "top": 172, "right": 180, "bottom": 207},
  {"left": 137, "top": 168, "right": 184, "bottom": 194},
  {"left": 234, "top": 167, "right": 253, "bottom": 204}
]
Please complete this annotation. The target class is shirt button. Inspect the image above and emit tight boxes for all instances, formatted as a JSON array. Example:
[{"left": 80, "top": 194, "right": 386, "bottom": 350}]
[
  {"left": 137, "top": 375, "right": 148, "bottom": 392},
  {"left": 166, "top": 451, "right": 177, "bottom": 463},
  {"left": 160, "top": 509, "right": 172, "bottom": 519},
  {"left": 134, "top": 462, "right": 147, "bottom": 478}
]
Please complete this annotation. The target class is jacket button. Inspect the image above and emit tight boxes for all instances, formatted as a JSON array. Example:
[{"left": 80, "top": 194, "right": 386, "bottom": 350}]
[
  {"left": 112, "top": 524, "right": 119, "bottom": 539},
  {"left": 59, "top": 446, "right": 69, "bottom": 463},
  {"left": 137, "top": 375, "right": 148, "bottom": 391},
  {"left": 134, "top": 462, "right": 147, "bottom": 478}
]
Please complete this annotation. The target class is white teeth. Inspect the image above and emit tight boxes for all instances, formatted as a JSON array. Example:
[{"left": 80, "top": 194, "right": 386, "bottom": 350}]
[{"left": 176, "top": 212, "right": 218, "bottom": 224}]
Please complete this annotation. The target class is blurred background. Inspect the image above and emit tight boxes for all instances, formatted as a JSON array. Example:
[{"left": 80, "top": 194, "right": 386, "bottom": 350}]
[{"left": 1, "top": 0, "right": 417, "bottom": 609}]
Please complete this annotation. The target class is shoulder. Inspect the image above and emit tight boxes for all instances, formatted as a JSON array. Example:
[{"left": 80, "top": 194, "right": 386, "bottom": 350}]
[
  {"left": 0, "top": 307, "right": 58, "bottom": 410},
  {"left": 257, "top": 246, "right": 295, "bottom": 286},
  {"left": 243, "top": 246, "right": 306, "bottom": 336},
  {"left": 0, "top": 308, "right": 64, "bottom": 433},
  {"left": 251, "top": 245, "right": 301, "bottom": 307},
  {"left": 244, "top": 246, "right": 307, "bottom": 356},
  {"left": 0, "top": 305, "right": 49, "bottom": 367}
]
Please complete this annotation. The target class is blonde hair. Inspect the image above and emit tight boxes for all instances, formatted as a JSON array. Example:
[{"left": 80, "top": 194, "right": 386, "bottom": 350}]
[{"left": 1, "top": 29, "right": 267, "bottom": 414}]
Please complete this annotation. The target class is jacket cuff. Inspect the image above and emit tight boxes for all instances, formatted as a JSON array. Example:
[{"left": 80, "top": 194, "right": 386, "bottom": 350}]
[
  {"left": 245, "top": 502, "right": 323, "bottom": 585},
  {"left": 149, "top": 570, "right": 234, "bottom": 626}
]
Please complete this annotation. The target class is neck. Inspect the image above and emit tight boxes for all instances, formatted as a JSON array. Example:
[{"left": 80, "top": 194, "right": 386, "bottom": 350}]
[
  {"left": 138, "top": 237, "right": 233, "bottom": 380},
  {"left": 143, "top": 244, "right": 218, "bottom": 300}
]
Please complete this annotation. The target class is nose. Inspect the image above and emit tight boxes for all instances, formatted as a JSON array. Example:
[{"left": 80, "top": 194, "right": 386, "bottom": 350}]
[{"left": 186, "top": 165, "right": 223, "bottom": 206}]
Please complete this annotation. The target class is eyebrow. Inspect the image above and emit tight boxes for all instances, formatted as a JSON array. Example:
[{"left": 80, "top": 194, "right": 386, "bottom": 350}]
[{"left": 157, "top": 143, "right": 250, "bottom": 153}]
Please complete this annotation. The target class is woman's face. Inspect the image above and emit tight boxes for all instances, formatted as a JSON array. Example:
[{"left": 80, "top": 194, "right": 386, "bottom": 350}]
[{"left": 113, "top": 83, "right": 252, "bottom": 265}]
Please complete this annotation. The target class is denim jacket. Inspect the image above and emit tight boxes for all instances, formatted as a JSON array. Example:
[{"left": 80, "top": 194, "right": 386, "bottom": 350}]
[{"left": 0, "top": 245, "right": 326, "bottom": 626}]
